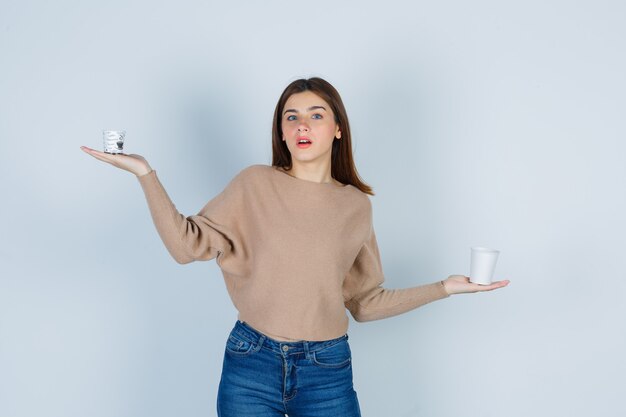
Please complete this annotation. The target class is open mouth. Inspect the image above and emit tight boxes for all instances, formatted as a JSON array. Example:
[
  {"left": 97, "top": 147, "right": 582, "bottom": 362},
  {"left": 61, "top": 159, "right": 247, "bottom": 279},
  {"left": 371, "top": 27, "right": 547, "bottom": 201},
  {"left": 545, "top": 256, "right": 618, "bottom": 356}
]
[{"left": 297, "top": 138, "right": 312, "bottom": 148}]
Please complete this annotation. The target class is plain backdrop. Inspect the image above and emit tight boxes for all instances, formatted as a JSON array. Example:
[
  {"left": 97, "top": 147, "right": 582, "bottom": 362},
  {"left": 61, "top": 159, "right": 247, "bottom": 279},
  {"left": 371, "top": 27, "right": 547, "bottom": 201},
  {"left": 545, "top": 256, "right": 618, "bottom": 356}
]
[{"left": 1, "top": 1, "right": 624, "bottom": 416}]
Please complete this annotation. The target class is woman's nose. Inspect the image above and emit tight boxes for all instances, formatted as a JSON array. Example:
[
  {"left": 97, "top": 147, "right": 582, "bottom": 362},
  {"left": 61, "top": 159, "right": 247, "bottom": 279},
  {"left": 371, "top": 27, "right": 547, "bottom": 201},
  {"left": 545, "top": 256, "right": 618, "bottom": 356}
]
[{"left": 297, "top": 121, "right": 310, "bottom": 131}]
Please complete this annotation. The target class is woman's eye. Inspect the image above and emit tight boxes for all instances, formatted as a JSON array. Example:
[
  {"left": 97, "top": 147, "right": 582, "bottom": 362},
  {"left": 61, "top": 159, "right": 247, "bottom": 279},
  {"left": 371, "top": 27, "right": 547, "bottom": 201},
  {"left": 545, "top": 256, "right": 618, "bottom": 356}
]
[{"left": 286, "top": 114, "right": 322, "bottom": 121}]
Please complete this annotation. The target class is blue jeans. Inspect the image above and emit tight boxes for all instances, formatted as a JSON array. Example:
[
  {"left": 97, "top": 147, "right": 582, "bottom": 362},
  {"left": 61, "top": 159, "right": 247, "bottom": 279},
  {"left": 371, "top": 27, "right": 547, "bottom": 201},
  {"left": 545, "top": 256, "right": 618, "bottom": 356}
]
[{"left": 217, "top": 320, "right": 362, "bottom": 417}]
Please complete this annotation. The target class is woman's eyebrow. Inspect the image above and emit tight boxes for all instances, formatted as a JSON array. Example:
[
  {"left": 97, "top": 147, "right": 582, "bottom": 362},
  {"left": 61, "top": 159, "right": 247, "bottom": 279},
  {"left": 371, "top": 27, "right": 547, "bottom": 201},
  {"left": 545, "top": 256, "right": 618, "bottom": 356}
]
[{"left": 283, "top": 105, "right": 327, "bottom": 115}]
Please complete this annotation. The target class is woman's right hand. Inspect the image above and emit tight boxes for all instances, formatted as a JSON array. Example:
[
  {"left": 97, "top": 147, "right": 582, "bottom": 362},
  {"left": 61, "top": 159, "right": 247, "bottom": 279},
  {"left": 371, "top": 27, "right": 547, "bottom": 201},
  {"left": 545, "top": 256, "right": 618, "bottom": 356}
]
[
  {"left": 442, "top": 274, "right": 510, "bottom": 295},
  {"left": 80, "top": 146, "right": 152, "bottom": 176}
]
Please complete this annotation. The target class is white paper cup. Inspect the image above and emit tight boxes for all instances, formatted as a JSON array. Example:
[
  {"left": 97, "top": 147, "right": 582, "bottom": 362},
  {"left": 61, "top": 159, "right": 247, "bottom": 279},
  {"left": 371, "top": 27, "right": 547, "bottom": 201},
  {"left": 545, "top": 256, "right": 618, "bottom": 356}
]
[
  {"left": 469, "top": 247, "right": 499, "bottom": 285},
  {"left": 103, "top": 130, "right": 126, "bottom": 154}
]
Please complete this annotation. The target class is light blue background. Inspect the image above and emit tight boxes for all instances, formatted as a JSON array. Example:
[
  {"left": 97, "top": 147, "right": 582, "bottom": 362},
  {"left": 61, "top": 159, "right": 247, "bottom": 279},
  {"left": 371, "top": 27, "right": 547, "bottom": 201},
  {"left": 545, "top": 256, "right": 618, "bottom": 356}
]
[{"left": 1, "top": 1, "right": 624, "bottom": 416}]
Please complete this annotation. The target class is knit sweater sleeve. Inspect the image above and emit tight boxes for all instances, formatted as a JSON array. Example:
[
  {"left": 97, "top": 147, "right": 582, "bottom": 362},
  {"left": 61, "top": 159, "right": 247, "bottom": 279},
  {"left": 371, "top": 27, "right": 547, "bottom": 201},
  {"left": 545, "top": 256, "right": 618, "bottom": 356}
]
[
  {"left": 343, "top": 223, "right": 450, "bottom": 322},
  {"left": 136, "top": 169, "right": 245, "bottom": 264}
]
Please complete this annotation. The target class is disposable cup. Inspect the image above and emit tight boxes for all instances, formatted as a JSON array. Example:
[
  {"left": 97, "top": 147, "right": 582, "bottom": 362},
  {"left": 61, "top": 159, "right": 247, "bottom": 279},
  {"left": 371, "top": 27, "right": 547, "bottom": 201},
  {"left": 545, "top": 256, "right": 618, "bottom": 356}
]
[
  {"left": 103, "top": 130, "right": 126, "bottom": 154},
  {"left": 469, "top": 247, "right": 499, "bottom": 285}
]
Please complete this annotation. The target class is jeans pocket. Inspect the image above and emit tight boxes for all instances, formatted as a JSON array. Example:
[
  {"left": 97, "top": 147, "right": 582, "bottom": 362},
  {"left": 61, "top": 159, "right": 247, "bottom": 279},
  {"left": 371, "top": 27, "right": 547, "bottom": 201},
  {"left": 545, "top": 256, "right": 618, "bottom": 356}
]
[
  {"left": 312, "top": 338, "right": 352, "bottom": 368},
  {"left": 225, "top": 332, "right": 255, "bottom": 356}
]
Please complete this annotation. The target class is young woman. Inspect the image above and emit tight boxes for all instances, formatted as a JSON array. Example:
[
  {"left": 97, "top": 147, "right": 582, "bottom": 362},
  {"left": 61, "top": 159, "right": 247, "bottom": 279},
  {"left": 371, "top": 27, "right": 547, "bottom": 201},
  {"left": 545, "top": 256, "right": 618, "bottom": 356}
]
[{"left": 81, "top": 77, "right": 509, "bottom": 417}]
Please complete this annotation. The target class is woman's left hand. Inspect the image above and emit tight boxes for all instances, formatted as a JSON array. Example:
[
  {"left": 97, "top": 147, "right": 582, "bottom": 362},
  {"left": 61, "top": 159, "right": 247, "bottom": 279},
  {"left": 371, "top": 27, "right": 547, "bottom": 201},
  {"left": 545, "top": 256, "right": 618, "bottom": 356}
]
[{"left": 442, "top": 275, "right": 510, "bottom": 295}]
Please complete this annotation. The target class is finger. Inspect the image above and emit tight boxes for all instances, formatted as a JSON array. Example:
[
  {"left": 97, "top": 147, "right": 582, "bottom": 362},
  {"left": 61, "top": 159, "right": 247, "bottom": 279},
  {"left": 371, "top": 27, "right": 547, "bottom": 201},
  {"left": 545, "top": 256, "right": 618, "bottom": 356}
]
[
  {"left": 477, "top": 280, "right": 510, "bottom": 291},
  {"left": 91, "top": 148, "right": 125, "bottom": 157},
  {"left": 82, "top": 147, "right": 125, "bottom": 161},
  {"left": 84, "top": 149, "right": 113, "bottom": 163},
  {"left": 81, "top": 146, "right": 105, "bottom": 157},
  {"left": 84, "top": 149, "right": 126, "bottom": 166}
]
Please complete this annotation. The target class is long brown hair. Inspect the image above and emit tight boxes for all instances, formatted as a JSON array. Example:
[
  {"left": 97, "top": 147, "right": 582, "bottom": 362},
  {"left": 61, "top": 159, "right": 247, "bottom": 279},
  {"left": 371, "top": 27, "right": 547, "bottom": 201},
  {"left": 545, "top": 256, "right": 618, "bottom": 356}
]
[{"left": 271, "top": 77, "right": 374, "bottom": 196}]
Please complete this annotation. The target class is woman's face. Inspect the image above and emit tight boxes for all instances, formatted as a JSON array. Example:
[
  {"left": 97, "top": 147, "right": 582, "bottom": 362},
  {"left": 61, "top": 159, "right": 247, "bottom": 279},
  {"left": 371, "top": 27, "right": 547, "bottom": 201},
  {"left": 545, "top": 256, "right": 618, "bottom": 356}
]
[{"left": 281, "top": 91, "right": 341, "bottom": 165}]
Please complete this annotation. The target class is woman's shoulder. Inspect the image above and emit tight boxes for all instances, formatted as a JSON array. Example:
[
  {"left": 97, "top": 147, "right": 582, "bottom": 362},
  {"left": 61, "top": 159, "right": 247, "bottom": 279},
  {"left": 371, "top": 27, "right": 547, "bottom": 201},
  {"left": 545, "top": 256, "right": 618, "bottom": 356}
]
[
  {"left": 222, "top": 164, "right": 275, "bottom": 189},
  {"left": 233, "top": 164, "right": 274, "bottom": 180}
]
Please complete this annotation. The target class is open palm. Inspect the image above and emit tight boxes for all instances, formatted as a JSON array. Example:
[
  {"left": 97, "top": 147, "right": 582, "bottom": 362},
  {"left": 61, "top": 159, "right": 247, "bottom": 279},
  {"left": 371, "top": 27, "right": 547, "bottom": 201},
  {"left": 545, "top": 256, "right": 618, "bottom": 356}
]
[
  {"left": 443, "top": 274, "right": 510, "bottom": 295},
  {"left": 80, "top": 146, "right": 152, "bottom": 176}
]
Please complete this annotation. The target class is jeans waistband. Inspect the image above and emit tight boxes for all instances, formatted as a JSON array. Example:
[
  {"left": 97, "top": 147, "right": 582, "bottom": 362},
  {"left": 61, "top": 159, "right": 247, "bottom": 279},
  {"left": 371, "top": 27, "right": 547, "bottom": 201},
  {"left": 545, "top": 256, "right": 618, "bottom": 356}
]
[{"left": 233, "top": 320, "right": 348, "bottom": 356}]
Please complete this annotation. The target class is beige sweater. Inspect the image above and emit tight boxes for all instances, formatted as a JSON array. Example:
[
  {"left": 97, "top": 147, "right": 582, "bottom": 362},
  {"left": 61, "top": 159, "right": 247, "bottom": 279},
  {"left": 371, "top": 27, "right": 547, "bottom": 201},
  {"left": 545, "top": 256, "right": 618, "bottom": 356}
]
[{"left": 136, "top": 164, "right": 450, "bottom": 341}]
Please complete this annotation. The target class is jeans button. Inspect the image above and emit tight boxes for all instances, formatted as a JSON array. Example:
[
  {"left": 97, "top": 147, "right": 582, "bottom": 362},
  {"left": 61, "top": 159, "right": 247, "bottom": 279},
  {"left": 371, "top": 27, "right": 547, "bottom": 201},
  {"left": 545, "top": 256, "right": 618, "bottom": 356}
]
[{"left": 282, "top": 345, "right": 289, "bottom": 351}]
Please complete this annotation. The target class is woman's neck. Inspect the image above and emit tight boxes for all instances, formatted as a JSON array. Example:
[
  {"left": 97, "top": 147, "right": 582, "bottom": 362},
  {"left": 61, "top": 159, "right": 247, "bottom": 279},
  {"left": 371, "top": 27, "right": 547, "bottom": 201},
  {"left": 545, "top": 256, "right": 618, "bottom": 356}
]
[{"left": 286, "top": 161, "right": 337, "bottom": 185}]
